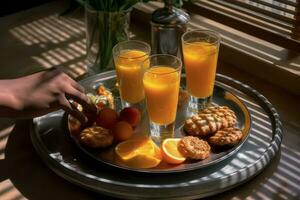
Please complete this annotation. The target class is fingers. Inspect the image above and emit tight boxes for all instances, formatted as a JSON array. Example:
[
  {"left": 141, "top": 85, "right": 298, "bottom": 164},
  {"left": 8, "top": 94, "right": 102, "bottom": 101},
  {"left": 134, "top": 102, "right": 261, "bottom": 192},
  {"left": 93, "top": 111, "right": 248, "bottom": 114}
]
[
  {"left": 68, "top": 78, "right": 85, "bottom": 93},
  {"left": 47, "top": 67, "right": 85, "bottom": 93},
  {"left": 65, "top": 87, "right": 97, "bottom": 113},
  {"left": 59, "top": 71, "right": 85, "bottom": 93},
  {"left": 50, "top": 70, "right": 96, "bottom": 114},
  {"left": 59, "top": 96, "right": 87, "bottom": 124}
]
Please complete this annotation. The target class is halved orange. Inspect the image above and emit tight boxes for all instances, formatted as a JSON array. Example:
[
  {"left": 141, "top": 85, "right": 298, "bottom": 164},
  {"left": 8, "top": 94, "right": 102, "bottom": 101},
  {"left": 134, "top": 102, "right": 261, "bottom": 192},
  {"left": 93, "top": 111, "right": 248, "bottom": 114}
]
[
  {"left": 115, "top": 137, "right": 162, "bottom": 169},
  {"left": 161, "top": 138, "right": 186, "bottom": 164}
]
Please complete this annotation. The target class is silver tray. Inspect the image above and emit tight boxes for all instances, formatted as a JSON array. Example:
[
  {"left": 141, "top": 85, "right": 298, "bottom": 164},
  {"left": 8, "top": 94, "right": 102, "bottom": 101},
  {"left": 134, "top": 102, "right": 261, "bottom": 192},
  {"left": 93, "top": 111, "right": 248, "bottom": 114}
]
[
  {"left": 30, "top": 71, "right": 282, "bottom": 199},
  {"left": 67, "top": 74, "right": 251, "bottom": 173}
]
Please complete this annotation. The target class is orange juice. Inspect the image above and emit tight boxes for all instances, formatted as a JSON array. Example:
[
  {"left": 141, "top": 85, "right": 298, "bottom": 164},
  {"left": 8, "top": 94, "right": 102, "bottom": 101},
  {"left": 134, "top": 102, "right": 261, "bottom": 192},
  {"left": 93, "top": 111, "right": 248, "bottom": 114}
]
[
  {"left": 182, "top": 42, "right": 218, "bottom": 98},
  {"left": 143, "top": 66, "right": 180, "bottom": 125},
  {"left": 115, "top": 50, "right": 148, "bottom": 103}
]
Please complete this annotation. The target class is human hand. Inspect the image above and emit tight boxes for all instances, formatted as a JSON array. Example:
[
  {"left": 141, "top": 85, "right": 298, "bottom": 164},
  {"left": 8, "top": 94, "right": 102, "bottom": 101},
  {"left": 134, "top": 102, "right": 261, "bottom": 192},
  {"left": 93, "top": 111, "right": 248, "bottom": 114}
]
[{"left": 0, "top": 68, "right": 95, "bottom": 123}]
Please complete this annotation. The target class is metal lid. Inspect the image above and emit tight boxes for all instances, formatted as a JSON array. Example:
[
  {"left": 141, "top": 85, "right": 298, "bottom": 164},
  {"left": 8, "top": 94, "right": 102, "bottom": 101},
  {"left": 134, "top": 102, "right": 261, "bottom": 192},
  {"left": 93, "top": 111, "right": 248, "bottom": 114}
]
[{"left": 151, "top": 6, "right": 189, "bottom": 25}]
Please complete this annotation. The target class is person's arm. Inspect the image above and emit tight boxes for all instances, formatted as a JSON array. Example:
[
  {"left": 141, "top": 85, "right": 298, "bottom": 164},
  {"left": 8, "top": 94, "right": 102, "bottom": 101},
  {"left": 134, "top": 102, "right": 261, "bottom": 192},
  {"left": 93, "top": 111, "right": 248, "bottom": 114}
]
[
  {"left": 0, "top": 69, "right": 94, "bottom": 123},
  {"left": 0, "top": 79, "right": 21, "bottom": 117}
]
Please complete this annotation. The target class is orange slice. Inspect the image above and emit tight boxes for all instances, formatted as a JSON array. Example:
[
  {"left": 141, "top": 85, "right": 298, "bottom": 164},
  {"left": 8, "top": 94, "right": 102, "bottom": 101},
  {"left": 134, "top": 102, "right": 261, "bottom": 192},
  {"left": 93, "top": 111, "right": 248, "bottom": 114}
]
[
  {"left": 115, "top": 137, "right": 162, "bottom": 169},
  {"left": 162, "top": 138, "right": 186, "bottom": 164}
]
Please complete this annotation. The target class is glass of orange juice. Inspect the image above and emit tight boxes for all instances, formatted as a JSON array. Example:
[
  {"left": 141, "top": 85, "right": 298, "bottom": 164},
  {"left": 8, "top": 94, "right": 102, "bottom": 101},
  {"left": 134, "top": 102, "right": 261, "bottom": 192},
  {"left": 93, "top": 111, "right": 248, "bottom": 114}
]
[
  {"left": 142, "top": 54, "right": 182, "bottom": 144},
  {"left": 113, "top": 40, "right": 151, "bottom": 107},
  {"left": 181, "top": 30, "right": 220, "bottom": 112}
]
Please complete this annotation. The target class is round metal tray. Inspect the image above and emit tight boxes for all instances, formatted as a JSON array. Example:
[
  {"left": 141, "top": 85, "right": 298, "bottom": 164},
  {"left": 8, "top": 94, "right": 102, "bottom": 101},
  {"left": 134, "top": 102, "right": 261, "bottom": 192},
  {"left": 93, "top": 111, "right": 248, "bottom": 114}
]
[{"left": 30, "top": 72, "right": 282, "bottom": 199}]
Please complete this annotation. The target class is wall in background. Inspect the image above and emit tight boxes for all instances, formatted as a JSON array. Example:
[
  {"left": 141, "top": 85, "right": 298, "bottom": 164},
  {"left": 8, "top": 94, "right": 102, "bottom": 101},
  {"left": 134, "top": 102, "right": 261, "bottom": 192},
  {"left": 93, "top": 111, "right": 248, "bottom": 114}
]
[{"left": 0, "top": 0, "right": 54, "bottom": 17}]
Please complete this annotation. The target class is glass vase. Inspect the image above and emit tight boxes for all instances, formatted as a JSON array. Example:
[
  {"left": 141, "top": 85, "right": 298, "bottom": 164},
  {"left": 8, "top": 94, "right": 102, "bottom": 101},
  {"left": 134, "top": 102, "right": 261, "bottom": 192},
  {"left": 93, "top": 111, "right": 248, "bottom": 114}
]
[{"left": 85, "top": 7, "right": 130, "bottom": 74}]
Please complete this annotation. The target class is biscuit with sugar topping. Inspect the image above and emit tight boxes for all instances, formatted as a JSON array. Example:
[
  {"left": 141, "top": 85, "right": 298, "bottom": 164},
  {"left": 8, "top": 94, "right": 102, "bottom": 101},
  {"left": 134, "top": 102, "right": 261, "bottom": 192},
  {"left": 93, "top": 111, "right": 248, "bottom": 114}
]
[{"left": 178, "top": 136, "right": 211, "bottom": 160}]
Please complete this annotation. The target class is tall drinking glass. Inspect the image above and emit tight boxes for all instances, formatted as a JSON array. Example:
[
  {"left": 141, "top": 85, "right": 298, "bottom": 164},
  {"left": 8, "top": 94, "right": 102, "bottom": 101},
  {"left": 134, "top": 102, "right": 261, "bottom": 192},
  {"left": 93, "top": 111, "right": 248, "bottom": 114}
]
[
  {"left": 181, "top": 30, "right": 220, "bottom": 112},
  {"left": 142, "top": 54, "right": 182, "bottom": 144},
  {"left": 113, "top": 40, "right": 151, "bottom": 107}
]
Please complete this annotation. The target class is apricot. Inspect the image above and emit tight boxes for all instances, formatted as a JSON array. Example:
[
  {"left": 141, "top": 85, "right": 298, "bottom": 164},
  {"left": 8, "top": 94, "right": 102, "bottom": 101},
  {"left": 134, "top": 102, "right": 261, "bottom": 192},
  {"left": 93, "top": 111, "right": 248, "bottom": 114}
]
[
  {"left": 119, "top": 107, "right": 141, "bottom": 127},
  {"left": 111, "top": 121, "right": 133, "bottom": 142},
  {"left": 96, "top": 108, "right": 118, "bottom": 129}
]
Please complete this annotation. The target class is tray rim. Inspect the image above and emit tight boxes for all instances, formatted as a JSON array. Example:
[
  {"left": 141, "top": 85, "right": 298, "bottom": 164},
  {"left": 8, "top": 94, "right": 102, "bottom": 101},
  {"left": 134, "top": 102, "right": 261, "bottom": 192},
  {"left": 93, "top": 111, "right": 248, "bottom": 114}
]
[{"left": 30, "top": 72, "right": 283, "bottom": 199}]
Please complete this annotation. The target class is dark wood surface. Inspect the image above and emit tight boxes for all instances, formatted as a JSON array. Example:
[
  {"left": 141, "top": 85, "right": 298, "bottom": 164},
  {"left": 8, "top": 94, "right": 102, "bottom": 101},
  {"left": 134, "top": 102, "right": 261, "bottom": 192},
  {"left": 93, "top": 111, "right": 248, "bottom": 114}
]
[{"left": 0, "top": 1, "right": 299, "bottom": 199}]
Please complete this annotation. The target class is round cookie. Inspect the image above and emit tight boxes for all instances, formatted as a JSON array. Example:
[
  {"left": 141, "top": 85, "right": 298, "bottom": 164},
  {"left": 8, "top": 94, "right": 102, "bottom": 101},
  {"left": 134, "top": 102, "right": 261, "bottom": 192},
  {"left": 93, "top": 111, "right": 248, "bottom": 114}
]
[
  {"left": 201, "top": 106, "right": 237, "bottom": 128},
  {"left": 178, "top": 136, "right": 211, "bottom": 160},
  {"left": 183, "top": 114, "right": 223, "bottom": 137},
  {"left": 208, "top": 127, "right": 243, "bottom": 146},
  {"left": 183, "top": 106, "right": 237, "bottom": 137},
  {"left": 80, "top": 126, "right": 113, "bottom": 148}
]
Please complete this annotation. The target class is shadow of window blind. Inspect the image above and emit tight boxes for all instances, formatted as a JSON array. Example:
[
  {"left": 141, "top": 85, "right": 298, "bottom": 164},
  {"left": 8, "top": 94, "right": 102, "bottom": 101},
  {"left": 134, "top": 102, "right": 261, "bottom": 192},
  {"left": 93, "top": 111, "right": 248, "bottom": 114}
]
[{"left": 186, "top": 0, "right": 300, "bottom": 50}]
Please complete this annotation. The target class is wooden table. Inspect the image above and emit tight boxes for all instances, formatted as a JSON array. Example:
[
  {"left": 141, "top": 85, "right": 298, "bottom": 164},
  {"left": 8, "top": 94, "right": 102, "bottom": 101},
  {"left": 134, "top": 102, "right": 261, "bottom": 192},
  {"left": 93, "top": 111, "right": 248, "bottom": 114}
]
[{"left": 0, "top": 1, "right": 299, "bottom": 199}]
